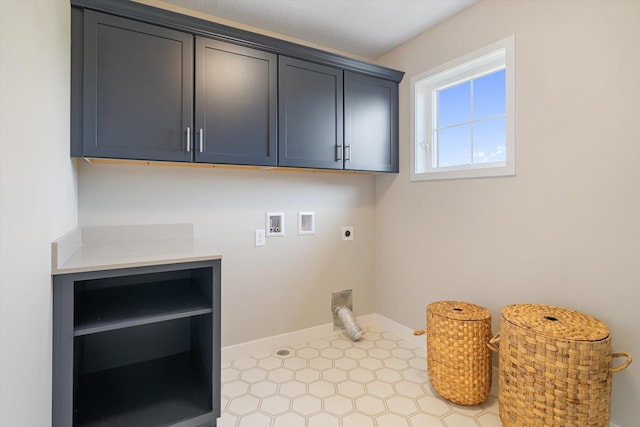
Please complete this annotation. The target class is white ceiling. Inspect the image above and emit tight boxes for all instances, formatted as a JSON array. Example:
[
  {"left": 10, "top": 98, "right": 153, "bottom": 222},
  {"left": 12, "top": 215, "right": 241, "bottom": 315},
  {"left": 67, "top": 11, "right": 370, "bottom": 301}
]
[{"left": 161, "top": 0, "right": 478, "bottom": 59}]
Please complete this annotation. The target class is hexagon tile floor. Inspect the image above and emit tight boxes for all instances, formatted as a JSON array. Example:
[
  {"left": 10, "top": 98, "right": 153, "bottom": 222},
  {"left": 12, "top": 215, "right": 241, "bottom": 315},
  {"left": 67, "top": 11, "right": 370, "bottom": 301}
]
[{"left": 218, "top": 326, "right": 502, "bottom": 427}]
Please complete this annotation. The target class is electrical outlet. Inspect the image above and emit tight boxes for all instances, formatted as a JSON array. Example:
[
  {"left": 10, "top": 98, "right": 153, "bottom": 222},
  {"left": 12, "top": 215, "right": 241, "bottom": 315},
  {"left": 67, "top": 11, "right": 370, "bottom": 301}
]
[
  {"left": 255, "top": 229, "right": 266, "bottom": 247},
  {"left": 341, "top": 226, "right": 354, "bottom": 241}
]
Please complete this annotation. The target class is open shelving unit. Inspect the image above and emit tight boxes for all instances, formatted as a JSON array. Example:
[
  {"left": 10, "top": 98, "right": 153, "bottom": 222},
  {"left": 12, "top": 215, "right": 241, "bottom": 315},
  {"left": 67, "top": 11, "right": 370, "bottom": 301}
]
[
  {"left": 53, "top": 261, "right": 221, "bottom": 427},
  {"left": 74, "top": 276, "right": 213, "bottom": 336}
]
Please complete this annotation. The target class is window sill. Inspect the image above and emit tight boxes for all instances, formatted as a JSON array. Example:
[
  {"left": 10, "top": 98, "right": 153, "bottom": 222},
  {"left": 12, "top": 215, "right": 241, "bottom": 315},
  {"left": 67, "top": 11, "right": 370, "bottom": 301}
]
[{"left": 411, "top": 165, "right": 515, "bottom": 182}]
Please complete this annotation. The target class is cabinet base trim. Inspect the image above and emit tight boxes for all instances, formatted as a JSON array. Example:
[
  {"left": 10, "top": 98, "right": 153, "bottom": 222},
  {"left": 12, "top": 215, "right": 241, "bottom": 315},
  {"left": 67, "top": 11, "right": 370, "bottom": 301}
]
[{"left": 83, "top": 157, "right": 376, "bottom": 175}]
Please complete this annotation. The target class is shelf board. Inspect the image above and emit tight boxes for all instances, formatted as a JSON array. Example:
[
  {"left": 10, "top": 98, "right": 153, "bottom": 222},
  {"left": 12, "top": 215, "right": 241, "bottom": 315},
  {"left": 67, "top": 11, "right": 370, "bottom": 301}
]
[
  {"left": 74, "top": 279, "right": 212, "bottom": 336},
  {"left": 74, "top": 352, "right": 213, "bottom": 427}
]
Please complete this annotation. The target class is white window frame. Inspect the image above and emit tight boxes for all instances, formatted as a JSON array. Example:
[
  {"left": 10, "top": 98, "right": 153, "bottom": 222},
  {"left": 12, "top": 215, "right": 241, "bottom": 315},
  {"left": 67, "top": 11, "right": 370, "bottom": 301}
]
[{"left": 410, "top": 36, "right": 515, "bottom": 181}]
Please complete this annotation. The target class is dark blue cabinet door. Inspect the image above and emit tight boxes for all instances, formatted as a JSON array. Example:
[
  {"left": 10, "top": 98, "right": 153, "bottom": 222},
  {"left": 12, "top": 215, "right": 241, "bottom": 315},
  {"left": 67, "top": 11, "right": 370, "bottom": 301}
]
[
  {"left": 195, "top": 38, "right": 277, "bottom": 166},
  {"left": 82, "top": 10, "right": 193, "bottom": 162},
  {"left": 344, "top": 72, "right": 399, "bottom": 173},
  {"left": 278, "top": 57, "right": 344, "bottom": 169}
]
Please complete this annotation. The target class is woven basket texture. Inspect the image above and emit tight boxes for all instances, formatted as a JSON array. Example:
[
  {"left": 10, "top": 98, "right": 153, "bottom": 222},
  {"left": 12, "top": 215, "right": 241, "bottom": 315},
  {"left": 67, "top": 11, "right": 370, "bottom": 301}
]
[
  {"left": 426, "top": 301, "right": 492, "bottom": 405},
  {"left": 498, "top": 304, "right": 612, "bottom": 427}
]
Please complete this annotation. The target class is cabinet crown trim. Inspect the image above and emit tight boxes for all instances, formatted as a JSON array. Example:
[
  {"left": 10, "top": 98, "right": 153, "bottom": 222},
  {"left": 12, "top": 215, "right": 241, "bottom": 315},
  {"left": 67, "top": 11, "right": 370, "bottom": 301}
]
[{"left": 71, "top": 0, "right": 405, "bottom": 83}]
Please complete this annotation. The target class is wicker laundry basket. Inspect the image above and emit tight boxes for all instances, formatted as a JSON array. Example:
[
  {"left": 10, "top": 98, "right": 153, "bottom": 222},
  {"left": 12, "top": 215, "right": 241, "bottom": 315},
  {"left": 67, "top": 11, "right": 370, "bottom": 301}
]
[
  {"left": 414, "top": 301, "right": 492, "bottom": 405},
  {"left": 489, "top": 304, "right": 632, "bottom": 427}
]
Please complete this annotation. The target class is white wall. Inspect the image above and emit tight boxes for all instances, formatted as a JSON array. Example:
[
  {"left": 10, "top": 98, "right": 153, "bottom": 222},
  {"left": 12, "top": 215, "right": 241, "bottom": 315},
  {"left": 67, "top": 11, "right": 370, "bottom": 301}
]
[
  {"left": 0, "top": 1, "right": 78, "bottom": 426},
  {"left": 375, "top": 1, "right": 640, "bottom": 425},
  {"left": 78, "top": 163, "right": 376, "bottom": 347}
]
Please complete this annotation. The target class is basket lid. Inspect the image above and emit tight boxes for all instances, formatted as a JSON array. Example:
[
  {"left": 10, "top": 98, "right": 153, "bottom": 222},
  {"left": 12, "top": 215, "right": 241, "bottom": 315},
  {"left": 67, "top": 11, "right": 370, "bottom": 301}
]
[
  {"left": 501, "top": 304, "right": 609, "bottom": 341},
  {"left": 428, "top": 301, "right": 491, "bottom": 321}
]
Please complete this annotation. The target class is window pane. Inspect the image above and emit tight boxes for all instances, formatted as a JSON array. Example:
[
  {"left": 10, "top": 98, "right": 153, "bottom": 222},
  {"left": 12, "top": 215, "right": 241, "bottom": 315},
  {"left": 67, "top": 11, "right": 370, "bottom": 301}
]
[
  {"left": 436, "top": 124, "right": 471, "bottom": 167},
  {"left": 473, "top": 118, "right": 506, "bottom": 164},
  {"left": 437, "top": 81, "right": 470, "bottom": 128},
  {"left": 473, "top": 69, "right": 505, "bottom": 120}
]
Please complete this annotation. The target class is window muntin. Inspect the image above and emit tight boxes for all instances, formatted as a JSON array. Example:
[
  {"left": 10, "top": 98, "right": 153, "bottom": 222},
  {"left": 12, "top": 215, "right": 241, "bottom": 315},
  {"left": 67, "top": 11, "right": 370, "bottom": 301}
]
[
  {"left": 411, "top": 36, "right": 514, "bottom": 181},
  {"left": 434, "top": 69, "right": 506, "bottom": 168}
]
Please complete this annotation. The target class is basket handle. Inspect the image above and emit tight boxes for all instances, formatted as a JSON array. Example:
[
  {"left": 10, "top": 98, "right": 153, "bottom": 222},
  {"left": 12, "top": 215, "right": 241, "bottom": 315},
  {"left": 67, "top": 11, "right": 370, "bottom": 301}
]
[
  {"left": 413, "top": 329, "right": 426, "bottom": 336},
  {"left": 487, "top": 332, "right": 500, "bottom": 352},
  {"left": 611, "top": 352, "right": 632, "bottom": 373}
]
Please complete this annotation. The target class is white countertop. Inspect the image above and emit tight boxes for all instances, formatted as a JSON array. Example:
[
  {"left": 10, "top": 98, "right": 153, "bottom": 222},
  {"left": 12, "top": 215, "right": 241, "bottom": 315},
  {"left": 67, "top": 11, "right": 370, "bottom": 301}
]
[{"left": 52, "top": 224, "right": 222, "bottom": 275}]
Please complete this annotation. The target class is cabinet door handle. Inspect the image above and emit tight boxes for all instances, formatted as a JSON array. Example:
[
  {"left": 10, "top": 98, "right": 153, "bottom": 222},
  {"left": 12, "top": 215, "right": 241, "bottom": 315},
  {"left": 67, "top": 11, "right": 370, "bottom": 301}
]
[
  {"left": 199, "top": 128, "right": 204, "bottom": 153},
  {"left": 336, "top": 145, "right": 343, "bottom": 161},
  {"left": 345, "top": 145, "right": 351, "bottom": 161},
  {"left": 186, "top": 127, "right": 191, "bottom": 152}
]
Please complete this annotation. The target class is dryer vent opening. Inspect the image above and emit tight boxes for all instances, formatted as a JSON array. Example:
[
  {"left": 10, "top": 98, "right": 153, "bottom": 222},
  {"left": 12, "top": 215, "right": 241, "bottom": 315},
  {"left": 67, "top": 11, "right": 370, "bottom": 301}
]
[{"left": 334, "top": 305, "right": 364, "bottom": 341}]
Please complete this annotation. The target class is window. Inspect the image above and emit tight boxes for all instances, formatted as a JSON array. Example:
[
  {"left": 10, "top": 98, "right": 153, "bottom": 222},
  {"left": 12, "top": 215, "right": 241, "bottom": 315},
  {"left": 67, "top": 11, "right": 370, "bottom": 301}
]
[{"left": 411, "top": 36, "right": 515, "bottom": 181}]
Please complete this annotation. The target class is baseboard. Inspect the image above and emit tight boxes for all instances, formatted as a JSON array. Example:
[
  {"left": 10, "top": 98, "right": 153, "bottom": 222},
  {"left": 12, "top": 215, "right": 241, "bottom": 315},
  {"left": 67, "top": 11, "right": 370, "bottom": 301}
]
[
  {"left": 221, "top": 313, "right": 378, "bottom": 364},
  {"left": 221, "top": 313, "right": 425, "bottom": 364}
]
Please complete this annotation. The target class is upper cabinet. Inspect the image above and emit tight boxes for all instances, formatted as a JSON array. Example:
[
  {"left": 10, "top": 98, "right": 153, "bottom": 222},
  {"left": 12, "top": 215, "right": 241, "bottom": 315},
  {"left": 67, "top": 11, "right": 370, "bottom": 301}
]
[
  {"left": 71, "top": 0, "right": 404, "bottom": 173},
  {"left": 344, "top": 72, "right": 399, "bottom": 173},
  {"left": 75, "top": 10, "right": 276, "bottom": 165},
  {"left": 279, "top": 63, "right": 398, "bottom": 172},
  {"left": 279, "top": 57, "right": 343, "bottom": 170},
  {"left": 80, "top": 11, "right": 193, "bottom": 162},
  {"left": 195, "top": 38, "right": 277, "bottom": 166}
]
